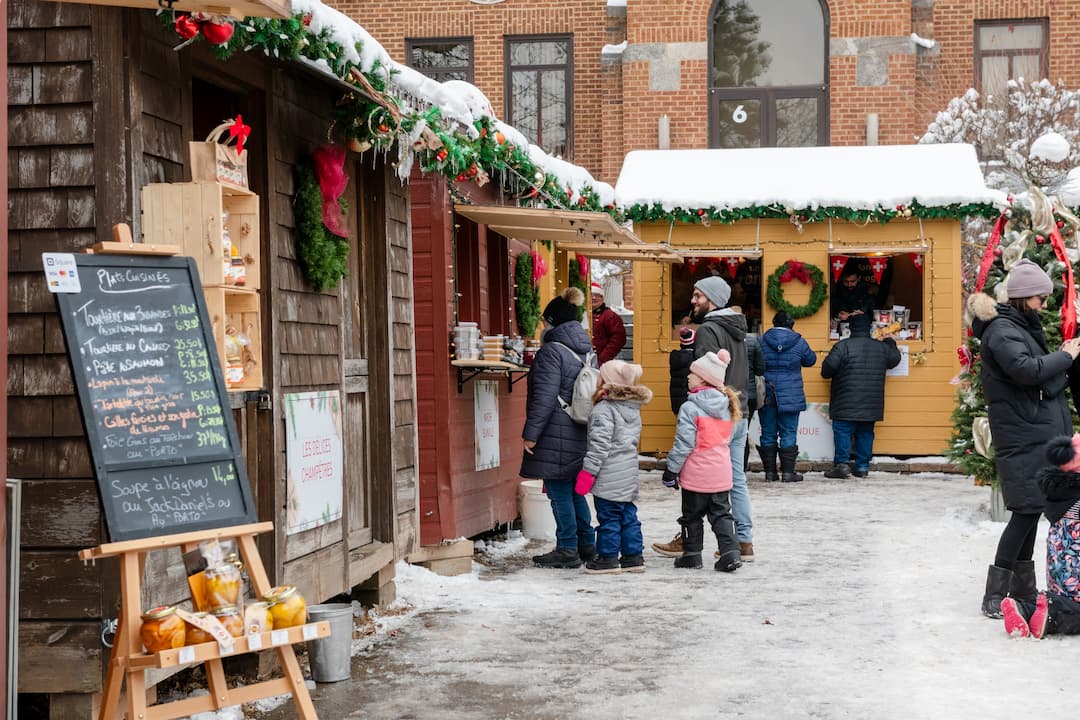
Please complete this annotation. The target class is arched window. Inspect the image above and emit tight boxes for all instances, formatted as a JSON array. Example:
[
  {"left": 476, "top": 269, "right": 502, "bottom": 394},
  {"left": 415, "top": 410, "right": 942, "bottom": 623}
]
[{"left": 708, "top": 0, "right": 829, "bottom": 147}]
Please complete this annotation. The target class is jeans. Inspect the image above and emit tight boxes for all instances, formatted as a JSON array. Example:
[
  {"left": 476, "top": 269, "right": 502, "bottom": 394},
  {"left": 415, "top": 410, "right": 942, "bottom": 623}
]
[
  {"left": 544, "top": 478, "right": 595, "bottom": 551},
  {"left": 832, "top": 419, "right": 875, "bottom": 471},
  {"left": 757, "top": 404, "right": 800, "bottom": 448},
  {"left": 594, "top": 497, "right": 643, "bottom": 559},
  {"left": 728, "top": 418, "right": 753, "bottom": 543}
]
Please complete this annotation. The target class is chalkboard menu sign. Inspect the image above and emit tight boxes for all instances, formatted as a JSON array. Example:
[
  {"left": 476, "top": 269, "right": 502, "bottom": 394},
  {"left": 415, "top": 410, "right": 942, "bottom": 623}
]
[{"left": 51, "top": 253, "right": 257, "bottom": 541}]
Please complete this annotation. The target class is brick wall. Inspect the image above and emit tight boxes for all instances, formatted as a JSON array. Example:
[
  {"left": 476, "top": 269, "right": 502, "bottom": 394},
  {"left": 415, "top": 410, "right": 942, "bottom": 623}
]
[{"left": 334, "top": 1, "right": 1080, "bottom": 182}]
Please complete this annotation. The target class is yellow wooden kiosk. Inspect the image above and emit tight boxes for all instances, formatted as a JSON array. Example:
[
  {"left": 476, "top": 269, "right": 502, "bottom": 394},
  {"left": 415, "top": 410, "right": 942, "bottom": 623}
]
[{"left": 615, "top": 144, "right": 1004, "bottom": 458}]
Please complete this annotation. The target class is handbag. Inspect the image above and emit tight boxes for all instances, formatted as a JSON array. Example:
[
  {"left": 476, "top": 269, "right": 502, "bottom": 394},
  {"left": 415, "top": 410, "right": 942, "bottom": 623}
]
[
  {"left": 972, "top": 416, "right": 994, "bottom": 458},
  {"left": 189, "top": 120, "right": 249, "bottom": 189}
]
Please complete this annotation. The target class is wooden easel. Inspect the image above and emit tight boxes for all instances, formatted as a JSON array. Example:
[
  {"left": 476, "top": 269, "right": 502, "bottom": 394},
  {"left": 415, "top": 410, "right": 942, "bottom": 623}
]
[{"left": 80, "top": 522, "right": 329, "bottom": 720}]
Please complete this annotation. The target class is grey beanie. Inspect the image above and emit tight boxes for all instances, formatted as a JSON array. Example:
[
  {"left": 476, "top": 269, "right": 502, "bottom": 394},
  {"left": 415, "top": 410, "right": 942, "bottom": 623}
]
[
  {"left": 694, "top": 275, "right": 731, "bottom": 309},
  {"left": 1006, "top": 259, "right": 1053, "bottom": 299}
]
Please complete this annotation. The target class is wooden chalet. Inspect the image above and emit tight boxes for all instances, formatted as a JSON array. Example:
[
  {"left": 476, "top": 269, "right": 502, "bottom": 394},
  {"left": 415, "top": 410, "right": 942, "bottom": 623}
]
[{"left": 7, "top": 2, "right": 417, "bottom": 712}]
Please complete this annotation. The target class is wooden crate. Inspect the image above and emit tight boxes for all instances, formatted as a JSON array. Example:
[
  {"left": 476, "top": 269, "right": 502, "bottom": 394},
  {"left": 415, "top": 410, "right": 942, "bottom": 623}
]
[
  {"left": 141, "top": 181, "right": 261, "bottom": 290},
  {"left": 205, "top": 287, "right": 263, "bottom": 391}
]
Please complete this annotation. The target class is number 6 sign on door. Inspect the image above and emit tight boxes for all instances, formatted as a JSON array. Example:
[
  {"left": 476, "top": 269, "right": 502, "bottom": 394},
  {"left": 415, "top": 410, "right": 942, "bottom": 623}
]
[{"left": 732, "top": 104, "right": 747, "bottom": 124}]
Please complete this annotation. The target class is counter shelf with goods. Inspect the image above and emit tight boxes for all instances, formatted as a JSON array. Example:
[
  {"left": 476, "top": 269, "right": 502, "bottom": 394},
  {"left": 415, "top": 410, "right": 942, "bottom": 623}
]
[
  {"left": 451, "top": 359, "right": 529, "bottom": 394},
  {"left": 206, "top": 287, "right": 263, "bottom": 391}
]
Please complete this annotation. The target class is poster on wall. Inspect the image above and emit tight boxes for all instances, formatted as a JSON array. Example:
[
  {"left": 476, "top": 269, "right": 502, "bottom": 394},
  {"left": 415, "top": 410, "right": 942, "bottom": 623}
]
[
  {"left": 475, "top": 380, "right": 500, "bottom": 471},
  {"left": 886, "top": 345, "right": 910, "bottom": 377},
  {"left": 748, "top": 402, "right": 835, "bottom": 462},
  {"left": 285, "top": 390, "right": 344, "bottom": 535}
]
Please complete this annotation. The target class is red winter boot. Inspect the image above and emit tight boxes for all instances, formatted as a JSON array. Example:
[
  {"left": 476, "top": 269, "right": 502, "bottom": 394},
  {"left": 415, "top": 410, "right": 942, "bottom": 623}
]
[
  {"left": 1000, "top": 597, "right": 1030, "bottom": 638},
  {"left": 1029, "top": 593, "right": 1049, "bottom": 639}
]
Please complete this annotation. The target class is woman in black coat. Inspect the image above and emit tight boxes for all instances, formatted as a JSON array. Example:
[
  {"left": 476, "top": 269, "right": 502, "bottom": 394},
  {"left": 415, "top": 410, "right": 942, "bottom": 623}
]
[
  {"left": 968, "top": 259, "right": 1080, "bottom": 618},
  {"left": 521, "top": 287, "right": 597, "bottom": 569}
]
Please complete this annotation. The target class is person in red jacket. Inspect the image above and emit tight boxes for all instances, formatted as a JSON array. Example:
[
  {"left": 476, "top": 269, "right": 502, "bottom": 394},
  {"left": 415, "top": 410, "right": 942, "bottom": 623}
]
[{"left": 591, "top": 282, "right": 627, "bottom": 364}]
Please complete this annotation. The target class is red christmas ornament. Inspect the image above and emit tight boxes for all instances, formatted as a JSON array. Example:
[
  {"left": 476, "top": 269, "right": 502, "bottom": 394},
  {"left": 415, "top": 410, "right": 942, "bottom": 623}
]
[
  {"left": 302, "top": 12, "right": 312, "bottom": 25},
  {"left": 175, "top": 14, "right": 199, "bottom": 39},
  {"left": 1057, "top": 219, "right": 1065, "bottom": 229},
  {"left": 200, "top": 20, "right": 234, "bottom": 45},
  {"left": 577, "top": 196, "right": 586, "bottom": 206},
  {"left": 993, "top": 246, "right": 1002, "bottom": 257},
  {"left": 494, "top": 131, "right": 506, "bottom": 145},
  {"left": 1036, "top": 234, "right": 1046, "bottom": 244},
  {"left": 697, "top": 209, "right": 706, "bottom": 216},
  {"left": 455, "top": 173, "right": 467, "bottom": 182},
  {"left": 436, "top": 149, "right": 448, "bottom": 162}
]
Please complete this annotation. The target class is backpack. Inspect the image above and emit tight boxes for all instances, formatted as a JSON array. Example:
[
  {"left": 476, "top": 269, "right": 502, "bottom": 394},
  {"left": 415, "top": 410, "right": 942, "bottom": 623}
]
[{"left": 548, "top": 342, "right": 599, "bottom": 424}]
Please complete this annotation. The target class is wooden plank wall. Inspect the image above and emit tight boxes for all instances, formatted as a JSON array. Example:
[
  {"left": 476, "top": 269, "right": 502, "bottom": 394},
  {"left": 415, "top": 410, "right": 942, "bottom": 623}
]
[
  {"left": 8, "top": 0, "right": 108, "bottom": 695},
  {"left": 633, "top": 219, "right": 962, "bottom": 456}
]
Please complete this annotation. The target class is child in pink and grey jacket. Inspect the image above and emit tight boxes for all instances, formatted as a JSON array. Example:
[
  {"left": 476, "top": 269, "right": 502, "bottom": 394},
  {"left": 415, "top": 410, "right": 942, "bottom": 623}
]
[{"left": 662, "top": 349, "right": 743, "bottom": 572}]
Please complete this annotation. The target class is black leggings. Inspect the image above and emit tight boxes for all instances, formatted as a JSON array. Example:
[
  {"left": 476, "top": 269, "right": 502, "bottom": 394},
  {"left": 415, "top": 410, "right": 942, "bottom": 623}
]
[{"left": 994, "top": 511, "right": 1040, "bottom": 570}]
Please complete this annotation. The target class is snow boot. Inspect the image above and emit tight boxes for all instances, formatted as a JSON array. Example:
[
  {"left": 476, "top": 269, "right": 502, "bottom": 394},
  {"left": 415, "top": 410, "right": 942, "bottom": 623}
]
[
  {"left": 620, "top": 554, "right": 646, "bottom": 573},
  {"left": 1029, "top": 593, "right": 1050, "bottom": 639},
  {"left": 584, "top": 555, "right": 621, "bottom": 574},
  {"left": 1009, "top": 560, "right": 1038, "bottom": 604},
  {"left": 851, "top": 467, "right": 869, "bottom": 478},
  {"left": 824, "top": 463, "right": 851, "bottom": 479},
  {"left": 532, "top": 548, "right": 582, "bottom": 569},
  {"left": 714, "top": 550, "right": 742, "bottom": 572},
  {"left": 759, "top": 445, "right": 779, "bottom": 482},
  {"left": 981, "top": 564, "right": 1013, "bottom": 618},
  {"left": 1000, "top": 597, "right": 1030, "bottom": 637},
  {"left": 651, "top": 532, "right": 683, "bottom": 557},
  {"left": 674, "top": 553, "right": 703, "bottom": 569},
  {"left": 779, "top": 446, "right": 804, "bottom": 483},
  {"left": 675, "top": 523, "right": 704, "bottom": 568}
]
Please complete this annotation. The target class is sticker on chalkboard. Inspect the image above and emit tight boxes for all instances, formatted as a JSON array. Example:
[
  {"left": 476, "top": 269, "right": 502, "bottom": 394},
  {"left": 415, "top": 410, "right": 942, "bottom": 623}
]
[{"left": 42, "top": 253, "right": 82, "bottom": 293}]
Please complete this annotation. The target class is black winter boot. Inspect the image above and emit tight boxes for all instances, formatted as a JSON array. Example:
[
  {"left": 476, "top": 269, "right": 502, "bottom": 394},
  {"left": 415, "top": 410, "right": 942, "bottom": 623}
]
[
  {"left": 532, "top": 548, "right": 583, "bottom": 569},
  {"left": 779, "top": 446, "right": 804, "bottom": 483},
  {"left": 675, "top": 522, "right": 704, "bottom": 569},
  {"left": 675, "top": 553, "right": 703, "bottom": 569},
  {"left": 759, "top": 446, "right": 779, "bottom": 482},
  {"left": 714, "top": 550, "right": 742, "bottom": 572},
  {"left": 578, "top": 544, "right": 597, "bottom": 563},
  {"left": 1009, "top": 560, "right": 1038, "bottom": 604},
  {"left": 824, "top": 463, "right": 851, "bottom": 479},
  {"left": 981, "top": 564, "right": 1013, "bottom": 618}
]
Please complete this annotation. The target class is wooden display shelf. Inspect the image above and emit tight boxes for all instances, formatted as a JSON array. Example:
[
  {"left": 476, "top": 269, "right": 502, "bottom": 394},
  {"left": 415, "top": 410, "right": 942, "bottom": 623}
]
[
  {"left": 128, "top": 621, "right": 331, "bottom": 670},
  {"left": 205, "top": 286, "right": 263, "bottom": 391},
  {"left": 451, "top": 359, "right": 529, "bottom": 394},
  {"left": 141, "top": 181, "right": 261, "bottom": 290}
]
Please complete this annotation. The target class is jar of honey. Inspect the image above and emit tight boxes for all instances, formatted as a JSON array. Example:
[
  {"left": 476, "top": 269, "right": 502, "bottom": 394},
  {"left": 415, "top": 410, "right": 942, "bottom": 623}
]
[
  {"left": 211, "top": 606, "right": 245, "bottom": 638},
  {"left": 244, "top": 601, "right": 273, "bottom": 635},
  {"left": 184, "top": 612, "right": 214, "bottom": 646},
  {"left": 204, "top": 563, "right": 241, "bottom": 612},
  {"left": 140, "top": 605, "right": 186, "bottom": 654},
  {"left": 263, "top": 585, "right": 307, "bottom": 629}
]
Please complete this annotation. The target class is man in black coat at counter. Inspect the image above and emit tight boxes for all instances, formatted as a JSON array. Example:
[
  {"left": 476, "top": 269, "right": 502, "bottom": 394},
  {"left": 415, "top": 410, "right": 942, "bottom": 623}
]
[{"left": 820, "top": 313, "right": 902, "bottom": 478}]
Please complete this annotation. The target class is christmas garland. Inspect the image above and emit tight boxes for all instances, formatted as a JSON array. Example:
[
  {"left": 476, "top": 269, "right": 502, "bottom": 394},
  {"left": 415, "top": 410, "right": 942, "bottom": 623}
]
[
  {"left": 294, "top": 161, "right": 349, "bottom": 291},
  {"left": 514, "top": 252, "right": 540, "bottom": 338},
  {"left": 568, "top": 257, "right": 589, "bottom": 322},
  {"left": 622, "top": 200, "right": 1003, "bottom": 226},
  {"left": 766, "top": 260, "right": 827, "bottom": 319}
]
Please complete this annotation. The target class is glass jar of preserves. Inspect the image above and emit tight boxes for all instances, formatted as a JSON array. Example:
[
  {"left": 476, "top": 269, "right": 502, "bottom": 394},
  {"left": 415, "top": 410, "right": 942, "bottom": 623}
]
[
  {"left": 184, "top": 612, "right": 214, "bottom": 646},
  {"left": 244, "top": 601, "right": 273, "bottom": 635},
  {"left": 204, "top": 563, "right": 241, "bottom": 612},
  {"left": 264, "top": 585, "right": 307, "bottom": 629},
  {"left": 211, "top": 606, "right": 245, "bottom": 638},
  {"left": 140, "top": 605, "right": 186, "bottom": 654}
]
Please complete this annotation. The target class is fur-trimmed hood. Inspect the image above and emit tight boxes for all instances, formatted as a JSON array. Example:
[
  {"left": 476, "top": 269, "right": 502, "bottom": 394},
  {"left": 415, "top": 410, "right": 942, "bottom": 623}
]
[
  {"left": 600, "top": 384, "right": 653, "bottom": 404},
  {"left": 965, "top": 292, "right": 998, "bottom": 326}
]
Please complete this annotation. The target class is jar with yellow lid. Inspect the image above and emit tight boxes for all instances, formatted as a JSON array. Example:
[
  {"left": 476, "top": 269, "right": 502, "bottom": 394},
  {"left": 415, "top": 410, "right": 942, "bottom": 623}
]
[
  {"left": 244, "top": 601, "right": 273, "bottom": 635},
  {"left": 204, "top": 563, "right": 241, "bottom": 612},
  {"left": 184, "top": 612, "right": 214, "bottom": 646},
  {"left": 211, "top": 606, "right": 245, "bottom": 638},
  {"left": 140, "top": 605, "right": 186, "bottom": 654},
  {"left": 263, "top": 585, "right": 306, "bottom": 629}
]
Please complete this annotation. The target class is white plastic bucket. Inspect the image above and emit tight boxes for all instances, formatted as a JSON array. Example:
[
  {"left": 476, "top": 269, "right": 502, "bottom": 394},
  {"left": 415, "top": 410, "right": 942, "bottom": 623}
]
[{"left": 518, "top": 480, "right": 556, "bottom": 540}]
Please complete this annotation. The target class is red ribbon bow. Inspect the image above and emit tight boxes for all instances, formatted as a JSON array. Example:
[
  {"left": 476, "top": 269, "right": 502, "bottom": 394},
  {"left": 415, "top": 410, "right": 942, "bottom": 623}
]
[
  {"left": 1050, "top": 227, "right": 1077, "bottom": 340},
  {"left": 779, "top": 260, "right": 810, "bottom": 284},
  {"left": 228, "top": 114, "right": 251, "bottom": 156}
]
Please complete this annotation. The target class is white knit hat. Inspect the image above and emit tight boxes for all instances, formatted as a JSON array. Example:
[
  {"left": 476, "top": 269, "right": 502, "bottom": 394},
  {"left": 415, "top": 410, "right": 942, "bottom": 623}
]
[
  {"left": 599, "top": 359, "right": 643, "bottom": 387},
  {"left": 689, "top": 349, "right": 730, "bottom": 389}
]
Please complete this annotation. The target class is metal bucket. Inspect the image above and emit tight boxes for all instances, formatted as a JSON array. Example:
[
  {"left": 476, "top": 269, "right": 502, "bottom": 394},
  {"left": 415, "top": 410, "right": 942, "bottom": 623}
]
[{"left": 306, "top": 603, "right": 353, "bottom": 683}]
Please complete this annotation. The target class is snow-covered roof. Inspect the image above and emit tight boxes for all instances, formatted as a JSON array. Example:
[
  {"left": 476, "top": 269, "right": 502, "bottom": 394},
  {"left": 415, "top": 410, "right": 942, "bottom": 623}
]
[{"left": 615, "top": 143, "right": 1006, "bottom": 213}]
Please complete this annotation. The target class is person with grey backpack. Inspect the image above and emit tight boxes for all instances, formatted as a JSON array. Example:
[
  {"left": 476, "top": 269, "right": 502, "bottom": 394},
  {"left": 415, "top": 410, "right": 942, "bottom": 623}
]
[{"left": 521, "top": 287, "right": 597, "bottom": 569}]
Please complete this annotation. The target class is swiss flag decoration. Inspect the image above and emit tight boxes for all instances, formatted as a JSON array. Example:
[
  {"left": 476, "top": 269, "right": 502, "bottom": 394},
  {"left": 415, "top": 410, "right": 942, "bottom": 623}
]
[
  {"left": 723, "top": 256, "right": 741, "bottom": 279},
  {"left": 910, "top": 253, "right": 924, "bottom": 274},
  {"left": 831, "top": 255, "right": 849, "bottom": 282},
  {"left": 869, "top": 257, "right": 888, "bottom": 284},
  {"left": 685, "top": 256, "right": 700, "bottom": 273}
]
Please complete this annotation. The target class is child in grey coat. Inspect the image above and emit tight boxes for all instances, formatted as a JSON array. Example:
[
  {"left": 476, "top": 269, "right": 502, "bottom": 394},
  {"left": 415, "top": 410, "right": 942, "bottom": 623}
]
[{"left": 575, "top": 360, "right": 653, "bottom": 574}]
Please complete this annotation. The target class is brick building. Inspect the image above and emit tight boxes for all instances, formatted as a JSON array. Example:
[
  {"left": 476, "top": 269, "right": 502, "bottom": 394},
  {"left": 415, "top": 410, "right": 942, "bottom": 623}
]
[{"left": 338, "top": 0, "right": 1080, "bottom": 184}]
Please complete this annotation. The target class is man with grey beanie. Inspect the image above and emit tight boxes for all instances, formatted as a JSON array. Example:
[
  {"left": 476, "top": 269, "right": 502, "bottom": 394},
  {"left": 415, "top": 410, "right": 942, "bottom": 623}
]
[{"left": 653, "top": 274, "right": 756, "bottom": 562}]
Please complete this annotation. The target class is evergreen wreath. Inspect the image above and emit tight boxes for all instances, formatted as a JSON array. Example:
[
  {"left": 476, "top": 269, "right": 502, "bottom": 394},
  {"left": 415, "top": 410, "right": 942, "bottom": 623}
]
[
  {"left": 514, "top": 252, "right": 540, "bottom": 338},
  {"left": 294, "top": 161, "right": 350, "bottom": 291},
  {"left": 766, "top": 260, "right": 828, "bottom": 319}
]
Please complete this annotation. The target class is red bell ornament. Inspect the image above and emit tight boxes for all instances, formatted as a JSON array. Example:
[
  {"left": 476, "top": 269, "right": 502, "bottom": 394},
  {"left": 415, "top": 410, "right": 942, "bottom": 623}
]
[
  {"left": 175, "top": 14, "right": 199, "bottom": 40},
  {"left": 201, "top": 20, "right": 235, "bottom": 45}
]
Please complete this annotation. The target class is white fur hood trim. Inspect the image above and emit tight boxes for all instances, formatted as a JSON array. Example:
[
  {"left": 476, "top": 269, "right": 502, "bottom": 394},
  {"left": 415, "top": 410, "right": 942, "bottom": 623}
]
[{"left": 966, "top": 292, "right": 998, "bottom": 325}]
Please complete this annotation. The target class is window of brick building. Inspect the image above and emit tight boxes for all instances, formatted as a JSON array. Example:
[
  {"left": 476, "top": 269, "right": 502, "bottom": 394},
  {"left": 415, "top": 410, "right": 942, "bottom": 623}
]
[
  {"left": 505, "top": 35, "right": 573, "bottom": 157},
  {"left": 974, "top": 19, "right": 1048, "bottom": 100},
  {"left": 406, "top": 38, "right": 474, "bottom": 82},
  {"left": 707, "top": 0, "right": 828, "bottom": 148}
]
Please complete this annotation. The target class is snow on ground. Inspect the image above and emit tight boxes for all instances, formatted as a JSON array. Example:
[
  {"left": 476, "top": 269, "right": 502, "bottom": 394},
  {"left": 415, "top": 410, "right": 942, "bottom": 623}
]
[{"left": 252, "top": 469, "right": 1080, "bottom": 720}]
